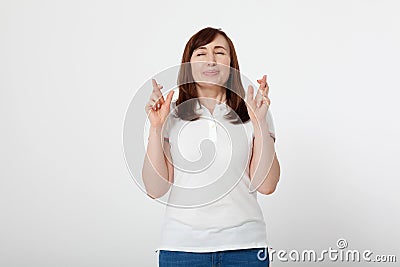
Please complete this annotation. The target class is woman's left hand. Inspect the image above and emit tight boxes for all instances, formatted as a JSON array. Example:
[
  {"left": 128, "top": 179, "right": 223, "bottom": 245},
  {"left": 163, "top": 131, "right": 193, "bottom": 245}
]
[{"left": 246, "top": 74, "right": 271, "bottom": 126}]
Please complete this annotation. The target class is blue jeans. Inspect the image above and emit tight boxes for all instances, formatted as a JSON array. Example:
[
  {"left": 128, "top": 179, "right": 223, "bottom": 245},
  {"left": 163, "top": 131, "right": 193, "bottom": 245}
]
[{"left": 158, "top": 247, "right": 270, "bottom": 267}]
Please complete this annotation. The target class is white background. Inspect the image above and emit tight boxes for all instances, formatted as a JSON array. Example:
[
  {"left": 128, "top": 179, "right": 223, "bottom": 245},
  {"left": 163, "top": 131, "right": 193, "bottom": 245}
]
[{"left": 1, "top": 0, "right": 399, "bottom": 266}]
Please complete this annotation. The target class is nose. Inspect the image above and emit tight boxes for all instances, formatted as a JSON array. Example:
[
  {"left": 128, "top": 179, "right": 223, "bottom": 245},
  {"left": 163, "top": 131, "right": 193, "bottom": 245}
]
[{"left": 206, "top": 53, "right": 217, "bottom": 66}]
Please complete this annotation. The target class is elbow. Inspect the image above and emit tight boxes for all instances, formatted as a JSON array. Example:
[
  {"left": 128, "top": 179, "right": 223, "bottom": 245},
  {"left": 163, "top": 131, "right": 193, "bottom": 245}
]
[
  {"left": 146, "top": 191, "right": 163, "bottom": 199},
  {"left": 254, "top": 154, "right": 281, "bottom": 195},
  {"left": 143, "top": 181, "right": 169, "bottom": 199},
  {"left": 141, "top": 169, "right": 166, "bottom": 199},
  {"left": 257, "top": 186, "right": 276, "bottom": 195},
  {"left": 257, "top": 174, "right": 280, "bottom": 195},
  {"left": 142, "top": 175, "right": 170, "bottom": 199},
  {"left": 144, "top": 186, "right": 168, "bottom": 199}
]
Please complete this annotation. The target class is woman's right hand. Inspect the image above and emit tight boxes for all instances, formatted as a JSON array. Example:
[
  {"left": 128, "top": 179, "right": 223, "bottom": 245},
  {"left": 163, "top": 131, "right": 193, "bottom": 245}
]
[{"left": 145, "top": 78, "right": 174, "bottom": 129}]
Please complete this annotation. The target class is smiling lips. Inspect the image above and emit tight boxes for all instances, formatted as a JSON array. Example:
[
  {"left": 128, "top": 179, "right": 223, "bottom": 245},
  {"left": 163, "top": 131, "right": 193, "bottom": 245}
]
[{"left": 203, "top": 70, "right": 220, "bottom": 76}]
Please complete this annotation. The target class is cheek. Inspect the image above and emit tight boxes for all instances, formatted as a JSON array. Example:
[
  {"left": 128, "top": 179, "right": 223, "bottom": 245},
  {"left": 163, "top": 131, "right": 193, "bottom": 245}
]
[
  {"left": 216, "top": 58, "right": 229, "bottom": 66},
  {"left": 220, "top": 61, "right": 231, "bottom": 75},
  {"left": 221, "top": 62, "right": 231, "bottom": 78},
  {"left": 190, "top": 61, "right": 201, "bottom": 72},
  {"left": 224, "top": 58, "right": 231, "bottom": 66},
  {"left": 190, "top": 63, "right": 204, "bottom": 81},
  {"left": 191, "top": 69, "right": 201, "bottom": 78}
]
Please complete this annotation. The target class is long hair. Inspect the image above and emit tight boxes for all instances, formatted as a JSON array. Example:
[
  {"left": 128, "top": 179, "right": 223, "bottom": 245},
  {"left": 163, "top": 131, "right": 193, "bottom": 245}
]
[{"left": 175, "top": 27, "right": 250, "bottom": 124}]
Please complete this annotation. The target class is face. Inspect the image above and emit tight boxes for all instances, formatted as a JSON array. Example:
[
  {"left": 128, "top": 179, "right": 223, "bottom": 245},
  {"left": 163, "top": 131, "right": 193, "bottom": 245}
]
[{"left": 190, "top": 34, "right": 231, "bottom": 88}]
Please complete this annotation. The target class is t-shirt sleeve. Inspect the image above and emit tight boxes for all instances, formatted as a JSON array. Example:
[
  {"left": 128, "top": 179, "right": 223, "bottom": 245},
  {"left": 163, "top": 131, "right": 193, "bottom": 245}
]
[{"left": 266, "top": 108, "right": 276, "bottom": 142}]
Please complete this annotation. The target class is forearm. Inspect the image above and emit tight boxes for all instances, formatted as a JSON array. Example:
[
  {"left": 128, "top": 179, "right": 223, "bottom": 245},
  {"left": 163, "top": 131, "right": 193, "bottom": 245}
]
[
  {"left": 249, "top": 121, "right": 280, "bottom": 194},
  {"left": 142, "top": 126, "right": 171, "bottom": 198}
]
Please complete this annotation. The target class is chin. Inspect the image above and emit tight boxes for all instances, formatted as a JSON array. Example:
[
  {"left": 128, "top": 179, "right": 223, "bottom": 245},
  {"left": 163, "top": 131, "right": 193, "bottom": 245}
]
[{"left": 197, "top": 80, "right": 224, "bottom": 88}]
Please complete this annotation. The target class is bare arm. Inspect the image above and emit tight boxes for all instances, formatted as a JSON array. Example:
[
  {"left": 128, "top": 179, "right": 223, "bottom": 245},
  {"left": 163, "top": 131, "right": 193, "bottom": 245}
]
[
  {"left": 247, "top": 75, "right": 281, "bottom": 195},
  {"left": 142, "top": 127, "right": 174, "bottom": 199},
  {"left": 142, "top": 79, "right": 174, "bottom": 199},
  {"left": 249, "top": 122, "right": 281, "bottom": 195}
]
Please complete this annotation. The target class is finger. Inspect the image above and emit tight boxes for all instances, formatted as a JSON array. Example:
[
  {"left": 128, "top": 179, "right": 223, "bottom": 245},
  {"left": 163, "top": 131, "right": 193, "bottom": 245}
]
[
  {"left": 257, "top": 96, "right": 263, "bottom": 108},
  {"left": 164, "top": 90, "right": 174, "bottom": 106},
  {"left": 247, "top": 85, "right": 254, "bottom": 103},
  {"left": 150, "top": 88, "right": 165, "bottom": 111},
  {"left": 259, "top": 100, "right": 269, "bottom": 112},
  {"left": 157, "top": 85, "right": 165, "bottom": 104},
  {"left": 150, "top": 93, "right": 159, "bottom": 102},
  {"left": 152, "top": 79, "right": 165, "bottom": 100},
  {"left": 154, "top": 91, "right": 166, "bottom": 101},
  {"left": 263, "top": 88, "right": 269, "bottom": 100},
  {"left": 149, "top": 100, "right": 158, "bottom": 111},
  {"left": 262, "top": 93, "right": 270, "bottom": 103},
  {"left": 156, "top": 91, "right": 173, "bottom": 111},
  {"left": 258, "top": 78, "right": 265, "bottom": 93},
  {"left": 258, "top": 78, "right": 269, "bottom": 100},
  {"left": 152, "top": 79, "right": 165, "bottom": 102},
  {"left": 264, "top": 84, "right": 269, "bottom": 96},
  {"left": 152, "top": 79, "right": 163, "bottom": 92},
  {"left": 257, "top": 81, "right": 265, "bottom": 107},
  {"left": 150, "top": 94, "right": 162, "bottom": 109},
  {"left": 151, "top": 78, "right": 159, "bottom": 91},
  {"left": 260, "top": 75, "right": 267, "bottom": 86},
  {"left": 145, "top": 102, "right": 152, "bottom": 113},
  {"left": 154, "top": 87, "right": 164, "bottom": 99},
  {"left": 145, "top": 100, "right": 156, "bottom": 113},
  {"left": 261, "top": 84, "right": 269, "bottom": 98},
  {"left": 255, "top": 83, "right": 263, "bottom": 98},
  {"left": 257, "top": 74, "right": 266, "bottom": 83},
  {"left": 251, "top": 85, "right": 262, "bottom": 107},
  {"left": 257, "top": 75, "right": 267, "bottom": 94},
  {"left": 264, "top": 97, "right": 271, "bottom": 107},
  {"left": 146, "top": 101, "right": 155, "bottom": 110},
  {"left": 263, "top": 75, "right": 269, "bottom": 95}
]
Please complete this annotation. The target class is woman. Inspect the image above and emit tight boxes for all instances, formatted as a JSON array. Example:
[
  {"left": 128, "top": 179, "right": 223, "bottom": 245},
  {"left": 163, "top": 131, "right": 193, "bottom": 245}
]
[{"left": 142, "top": 27, "right": 280, "bottom": 267}]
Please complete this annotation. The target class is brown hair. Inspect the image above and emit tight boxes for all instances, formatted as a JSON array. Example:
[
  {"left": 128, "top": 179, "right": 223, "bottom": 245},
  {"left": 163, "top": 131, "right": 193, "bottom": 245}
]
[{"left": 174, "top": 27, "right": 250, "bottom": 124}]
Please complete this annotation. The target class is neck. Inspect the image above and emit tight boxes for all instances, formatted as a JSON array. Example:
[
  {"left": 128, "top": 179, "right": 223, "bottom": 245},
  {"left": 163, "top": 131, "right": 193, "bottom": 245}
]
[{"left": 196, "top": 84, "right": 227, "bottom": 107}]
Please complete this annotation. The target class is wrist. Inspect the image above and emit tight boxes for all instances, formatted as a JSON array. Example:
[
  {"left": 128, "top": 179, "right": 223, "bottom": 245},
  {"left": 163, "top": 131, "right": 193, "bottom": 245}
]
[
  {"left": 148, "top": 125, "right": 162, "bottom": 137},
  {"left": 252, "top": 120, "right": 269, "bottom": 132}
]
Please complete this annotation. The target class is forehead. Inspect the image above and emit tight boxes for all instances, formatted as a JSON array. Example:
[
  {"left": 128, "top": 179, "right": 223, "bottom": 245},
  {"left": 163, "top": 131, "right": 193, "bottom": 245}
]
[{"left": 195, "top": 34, "right": 229, "bottom": 50}]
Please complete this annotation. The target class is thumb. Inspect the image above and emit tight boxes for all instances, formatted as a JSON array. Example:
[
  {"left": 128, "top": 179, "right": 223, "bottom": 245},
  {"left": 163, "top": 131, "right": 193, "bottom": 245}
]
[
  {"left": 165, "top": 90, "right": 174, "bottom": 106},
  {"left": 247, "top": 85, "right": 254, "bottom": 103}
]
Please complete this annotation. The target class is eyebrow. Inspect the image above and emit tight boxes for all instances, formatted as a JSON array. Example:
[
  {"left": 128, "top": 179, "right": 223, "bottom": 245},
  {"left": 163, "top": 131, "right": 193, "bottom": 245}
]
[{"left": 195, "top": 45, "right": 227, "bottom": 51}]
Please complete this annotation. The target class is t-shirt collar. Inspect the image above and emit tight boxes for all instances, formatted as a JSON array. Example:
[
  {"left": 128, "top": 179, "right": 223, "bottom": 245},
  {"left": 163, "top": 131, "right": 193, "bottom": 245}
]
[{"left": 195, "top": 99, "right": 228, "bottom": 110}]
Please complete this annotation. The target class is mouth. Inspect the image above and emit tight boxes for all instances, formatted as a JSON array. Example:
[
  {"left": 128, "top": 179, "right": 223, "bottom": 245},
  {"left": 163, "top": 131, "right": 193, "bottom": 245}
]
[{"left": 203, "top": 70, "right": 220, "bottom": 76}]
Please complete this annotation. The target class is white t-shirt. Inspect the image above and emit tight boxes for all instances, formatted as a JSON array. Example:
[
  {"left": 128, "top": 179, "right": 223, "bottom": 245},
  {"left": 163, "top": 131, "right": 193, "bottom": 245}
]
[{"left": 155, "top": 99, "right": 276, "bottom": 252}]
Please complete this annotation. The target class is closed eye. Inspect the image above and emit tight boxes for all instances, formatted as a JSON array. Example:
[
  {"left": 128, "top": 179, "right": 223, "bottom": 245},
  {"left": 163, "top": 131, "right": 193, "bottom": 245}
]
[{"left": 197, "top": 52, "right": 225, "bottom": 56}]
